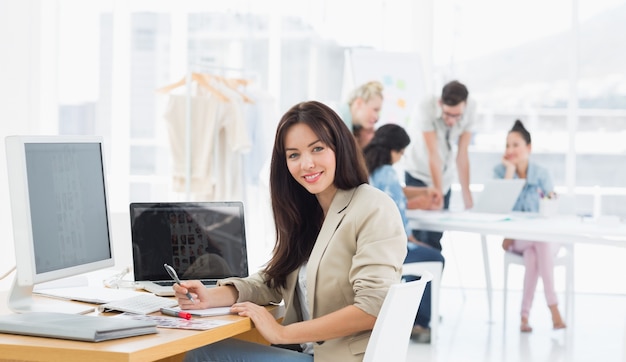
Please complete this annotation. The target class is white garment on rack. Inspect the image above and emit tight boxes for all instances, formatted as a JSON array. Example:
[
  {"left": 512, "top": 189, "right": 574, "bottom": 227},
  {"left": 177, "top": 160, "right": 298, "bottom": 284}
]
[
  {"left": 241, "top": 88, "right": 278, "bottom": 186},
  {"left": 211, "top": 80, "right": 251, "bottom": 201},
  {"left": 164, "top": 93, "right": 251, "bottom": 201}
]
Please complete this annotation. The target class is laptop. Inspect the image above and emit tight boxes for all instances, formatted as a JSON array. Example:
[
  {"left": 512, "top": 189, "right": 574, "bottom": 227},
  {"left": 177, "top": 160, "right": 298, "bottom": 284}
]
[
  {"left": 471, "top": 179, "right": 526, "bottom": 214},
  {"left": 129, "top": 202, "right": 249, "bottom": 296}
]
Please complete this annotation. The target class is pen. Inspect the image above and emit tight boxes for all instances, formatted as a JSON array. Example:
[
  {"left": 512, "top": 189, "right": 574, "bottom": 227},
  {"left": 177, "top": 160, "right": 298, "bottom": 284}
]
[
  {"left": 160, "top": 308, "right": 192, "bottom": 320},
  {"left": 164, "top": 263, "right": 195, "bottom": 304}
]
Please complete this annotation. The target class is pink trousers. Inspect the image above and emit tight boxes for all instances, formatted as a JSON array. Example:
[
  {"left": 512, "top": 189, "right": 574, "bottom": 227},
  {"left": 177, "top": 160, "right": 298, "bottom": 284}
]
[{"left": 510, "top": 240, "right": 561, "bottom": 318}]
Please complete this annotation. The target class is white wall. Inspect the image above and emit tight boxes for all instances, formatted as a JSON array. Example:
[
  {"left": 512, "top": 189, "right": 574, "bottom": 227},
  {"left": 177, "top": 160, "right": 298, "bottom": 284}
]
[
  {"left": 1, "top": 1, "right": 624, "bottom": 298},
  {"left": 0, "top": 0, "right": 47, "bottom": 279}
]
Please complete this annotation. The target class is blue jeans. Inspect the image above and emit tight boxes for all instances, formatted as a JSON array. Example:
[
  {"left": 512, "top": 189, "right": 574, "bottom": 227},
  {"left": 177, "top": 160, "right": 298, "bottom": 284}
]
[
  {"left": 404, "top": 173, "right": 451, "bottom": 251},
  {"left": 404, "top": 243, "right": 445, "bottom": 328},
  {"left": 183, "top": 338, "right": 314, "bottom": 362}
]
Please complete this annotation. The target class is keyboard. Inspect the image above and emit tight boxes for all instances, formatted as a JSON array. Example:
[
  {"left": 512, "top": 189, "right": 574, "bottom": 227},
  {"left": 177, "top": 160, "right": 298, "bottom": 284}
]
[
  {"left": 34, "top": 286, "right": 146, "bottom": 304},
  {"left": 98, "top": 294, "right": 178, "bottom": 315},
  {"left": 154, "top": 280, "right": 217, "bottom": 287}
]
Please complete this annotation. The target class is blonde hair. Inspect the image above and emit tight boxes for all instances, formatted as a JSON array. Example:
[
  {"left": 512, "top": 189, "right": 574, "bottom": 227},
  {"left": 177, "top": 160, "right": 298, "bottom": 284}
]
[{"left": 347, "top": 81, "right": 384, "bottom": 105}]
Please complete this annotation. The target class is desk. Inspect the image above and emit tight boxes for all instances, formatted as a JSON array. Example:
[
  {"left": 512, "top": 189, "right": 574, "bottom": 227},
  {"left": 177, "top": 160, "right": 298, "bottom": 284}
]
[
  {"left": 406, "top": 210, "right": 626, "bottom": 322},
  {"left": 407, "top": 211, "right": 626, "bottom": 248},
  {"left": 0, "top": 293, "right": 284, "bottom": 362}
]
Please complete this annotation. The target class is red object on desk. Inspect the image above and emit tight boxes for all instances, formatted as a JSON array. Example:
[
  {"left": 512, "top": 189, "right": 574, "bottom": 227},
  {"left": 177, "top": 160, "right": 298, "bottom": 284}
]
[{"left": 160, "top": 308, "right": 192, "bottom": 320}]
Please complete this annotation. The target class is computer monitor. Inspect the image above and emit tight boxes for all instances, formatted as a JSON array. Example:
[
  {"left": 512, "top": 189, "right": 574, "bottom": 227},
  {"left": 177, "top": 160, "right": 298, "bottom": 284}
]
[{"left": 5, "top": 135, "right": 115, "bottom": 314}]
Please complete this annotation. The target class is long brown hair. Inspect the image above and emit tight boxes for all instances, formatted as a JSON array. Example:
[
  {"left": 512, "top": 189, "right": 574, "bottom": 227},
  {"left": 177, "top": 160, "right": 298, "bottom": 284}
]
[{"left": 264, "top": 101, "right": 368, "bottom": 288}]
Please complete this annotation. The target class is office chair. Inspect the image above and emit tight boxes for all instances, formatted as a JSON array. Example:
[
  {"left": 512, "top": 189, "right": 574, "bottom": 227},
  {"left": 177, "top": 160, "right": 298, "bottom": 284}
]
[
  {"left": 364, "top": 271, "right": 432, "bottom": 362},
  {"left": 503, "top": 243, "right": 574, "bottom": 323},
  {"left": 401, "top": 261, "right": 443, "bottom": 344}
]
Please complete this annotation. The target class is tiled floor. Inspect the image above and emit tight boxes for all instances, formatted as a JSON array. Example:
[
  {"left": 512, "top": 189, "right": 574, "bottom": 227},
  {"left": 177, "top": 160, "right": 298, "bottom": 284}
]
[{"left": 407, "top": 288, "right": 626, "bottom": 362}]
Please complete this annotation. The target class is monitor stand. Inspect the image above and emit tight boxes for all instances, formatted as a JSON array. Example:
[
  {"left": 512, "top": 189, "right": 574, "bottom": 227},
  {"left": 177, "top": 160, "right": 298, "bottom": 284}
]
[{"left": 8, "top": 278, "right": 95, "bottom": 315}]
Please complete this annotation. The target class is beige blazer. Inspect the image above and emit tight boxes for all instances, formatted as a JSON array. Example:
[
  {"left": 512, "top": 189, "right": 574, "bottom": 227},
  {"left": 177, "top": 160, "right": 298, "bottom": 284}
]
[{"left": 221, "top": 184, "right": 407, "bottom": 361}]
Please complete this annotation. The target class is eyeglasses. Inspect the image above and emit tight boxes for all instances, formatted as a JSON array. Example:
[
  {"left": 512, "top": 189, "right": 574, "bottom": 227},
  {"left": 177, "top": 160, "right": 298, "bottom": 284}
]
[{"left": 442, "top": 111, "right": 463, "bottom": 120}]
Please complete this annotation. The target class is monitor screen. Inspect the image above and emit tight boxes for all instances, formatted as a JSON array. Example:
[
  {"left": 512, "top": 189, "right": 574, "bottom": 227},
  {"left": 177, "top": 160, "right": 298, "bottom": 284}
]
[{"left": 6, "top": 135, "right": 114, "bottom": 314}]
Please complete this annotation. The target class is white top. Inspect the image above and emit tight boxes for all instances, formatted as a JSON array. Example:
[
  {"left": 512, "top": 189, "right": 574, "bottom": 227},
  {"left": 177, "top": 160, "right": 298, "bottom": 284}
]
[{"left": 297, "top": 264, "right": 315, "bottom": 354}]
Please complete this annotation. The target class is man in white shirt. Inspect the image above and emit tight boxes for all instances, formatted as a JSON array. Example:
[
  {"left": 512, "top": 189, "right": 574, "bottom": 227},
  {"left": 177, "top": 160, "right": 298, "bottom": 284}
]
[{"left": 404, "top": 80, "right": 475, "bottom": 250}]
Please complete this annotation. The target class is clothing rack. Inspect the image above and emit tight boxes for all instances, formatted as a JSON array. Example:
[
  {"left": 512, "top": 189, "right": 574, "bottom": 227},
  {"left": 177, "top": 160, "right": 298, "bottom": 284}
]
[
  {"left": 186, "top": 64, "right": 245, "bottom": 199},
  {"left": 179, "top": 63, "right": 248, "bottom": 200}
]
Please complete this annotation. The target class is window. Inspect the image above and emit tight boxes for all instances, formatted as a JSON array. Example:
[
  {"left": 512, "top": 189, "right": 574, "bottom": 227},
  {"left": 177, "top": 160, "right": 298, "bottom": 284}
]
[{"left": 433, "top": 0, "right": 626, "bottom": 216}]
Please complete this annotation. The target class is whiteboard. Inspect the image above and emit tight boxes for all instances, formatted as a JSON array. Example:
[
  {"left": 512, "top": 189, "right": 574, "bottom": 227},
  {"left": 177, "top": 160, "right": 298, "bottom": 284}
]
[{"left": 345, "top": 48, "right": 426, "bottom": 127}]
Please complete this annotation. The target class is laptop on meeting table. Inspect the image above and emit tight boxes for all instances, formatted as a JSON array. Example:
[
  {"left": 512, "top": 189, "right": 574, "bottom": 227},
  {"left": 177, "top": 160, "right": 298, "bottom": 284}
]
[
  {"left": 129, "top": 202, "right": 249, "bottom": 296},
  {"left": 448, "top": 179, "right": 526, "bottom": 222}
]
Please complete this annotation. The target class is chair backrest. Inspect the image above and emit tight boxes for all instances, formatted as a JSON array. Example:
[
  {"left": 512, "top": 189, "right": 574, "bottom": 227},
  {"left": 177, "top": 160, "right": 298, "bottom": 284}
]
[
  {"left": 363, "top": 271, "right": 433, "bottom": 362},
  {"left": 401, "top": 261, "right": 443, "bottom": 279}
]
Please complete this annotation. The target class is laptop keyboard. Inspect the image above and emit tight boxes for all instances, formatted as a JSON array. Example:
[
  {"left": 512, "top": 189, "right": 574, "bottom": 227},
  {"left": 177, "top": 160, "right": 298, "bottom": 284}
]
[
  {"left": 154, "top": 281, "right": 175, "bottom": 286},
  {"left": 154, "top": 280, "right": 217, "bottom": 287}
]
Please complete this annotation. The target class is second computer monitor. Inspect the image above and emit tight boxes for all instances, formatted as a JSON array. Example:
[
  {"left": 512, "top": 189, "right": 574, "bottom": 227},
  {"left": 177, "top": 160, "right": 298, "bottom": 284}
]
[{"left": 5, "top": 135, "right": 115, "bottom": 314}]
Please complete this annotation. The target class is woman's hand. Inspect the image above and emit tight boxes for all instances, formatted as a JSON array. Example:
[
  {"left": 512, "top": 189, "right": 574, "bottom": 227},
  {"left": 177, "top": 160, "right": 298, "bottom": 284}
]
[
  {"left": 405, "top": 186, "right": 442, "bottom": 210},
  {"left": 501, "top": 155, "right": 515, "bottom": 169},
  {"left": 230, "top": 302, "right": 285, "bottom": 344},
  {"left": 173, "top": 280, "right": 210, "bottom": 309},
  {"left": 502, "top": 156, "right": 516, "bottom": 179},
  {"left": 430, "top": 188, "right": 444, "bottom": 210}
]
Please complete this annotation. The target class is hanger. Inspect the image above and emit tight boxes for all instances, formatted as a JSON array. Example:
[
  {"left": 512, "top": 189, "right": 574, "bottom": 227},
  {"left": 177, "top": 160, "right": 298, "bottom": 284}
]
[
  {"left": 156, "top": 73, "right": 230, "bottom": 102},
  {"left": 157, "top": 72, "right": 254, "bottom": 104},
  {"left": 221, "top": 76, "right": 254, "bottom": 104}
]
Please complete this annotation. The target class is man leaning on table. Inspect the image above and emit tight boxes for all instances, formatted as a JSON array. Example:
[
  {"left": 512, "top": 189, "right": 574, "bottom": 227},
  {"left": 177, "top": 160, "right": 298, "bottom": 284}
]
[{"left": 404, "top": 80, "right": 475, "bottom": 251}]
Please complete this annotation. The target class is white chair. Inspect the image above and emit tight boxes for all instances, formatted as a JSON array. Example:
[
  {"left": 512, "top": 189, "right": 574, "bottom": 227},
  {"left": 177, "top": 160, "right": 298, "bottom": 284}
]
[
  {"left": 503, "top": 243, "right": 574, "bottom": 323},
  {"left": 364, "top": 271, "right": 432, "bottom": 362},
  {"left": 401, "top": 261, "right": 444, "bottom": 343}
]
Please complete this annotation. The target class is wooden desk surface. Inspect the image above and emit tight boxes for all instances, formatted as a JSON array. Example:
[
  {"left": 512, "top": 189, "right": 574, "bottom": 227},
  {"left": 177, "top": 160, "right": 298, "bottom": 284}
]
[{"left": 0, "top": 293, "right": 283, "bottom": 362}]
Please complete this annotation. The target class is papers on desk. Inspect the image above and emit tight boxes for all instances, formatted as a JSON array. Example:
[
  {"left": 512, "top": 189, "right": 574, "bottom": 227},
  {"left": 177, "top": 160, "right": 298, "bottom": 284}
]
[
  {"left": 0, "top": 312, "right": 157, "bottom": 342},
  {"left": 117, "top": 312, "right": 236, "bottom": 331}
]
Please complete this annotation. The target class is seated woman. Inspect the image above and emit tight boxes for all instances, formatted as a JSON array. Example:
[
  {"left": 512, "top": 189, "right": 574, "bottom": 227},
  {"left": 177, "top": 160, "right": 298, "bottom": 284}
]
[
  {"left": 174, "top": 101, "right": 407, "bottom": 361},
  {"left": 495, "top": 119, "right": 566, "bottom": 333},
  {"left": 363, "top": 123, "right": 445, "bottom": 343}
]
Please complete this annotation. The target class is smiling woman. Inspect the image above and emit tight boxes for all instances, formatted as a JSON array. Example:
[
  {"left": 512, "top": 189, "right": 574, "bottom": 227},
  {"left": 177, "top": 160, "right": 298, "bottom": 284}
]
[
  {"left": 284, "top": 123, "right": 337, "bottom": 207},
  {"left": 173, "top": 101, "right": 407, "bottom": 361}
]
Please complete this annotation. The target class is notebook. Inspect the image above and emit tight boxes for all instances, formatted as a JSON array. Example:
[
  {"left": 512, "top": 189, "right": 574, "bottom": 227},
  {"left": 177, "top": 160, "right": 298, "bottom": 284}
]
[
  {"left": 471, "top": 179, "right": 526, "bottom": 214},
  {"left": 161, "top": 306, "right": 234, "bottom": 317},
  {"left": 129, "top": 202, "right": 249, "bottom": 296}
]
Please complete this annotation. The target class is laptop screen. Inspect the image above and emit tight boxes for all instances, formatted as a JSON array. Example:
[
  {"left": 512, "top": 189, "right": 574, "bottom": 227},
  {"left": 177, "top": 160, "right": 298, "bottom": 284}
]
[
  {"left": 472, "top": 179, "right": 526, "bottom": 213},
  {"left": 129, "top": 202, "right": 249, "bottom": 281}
]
